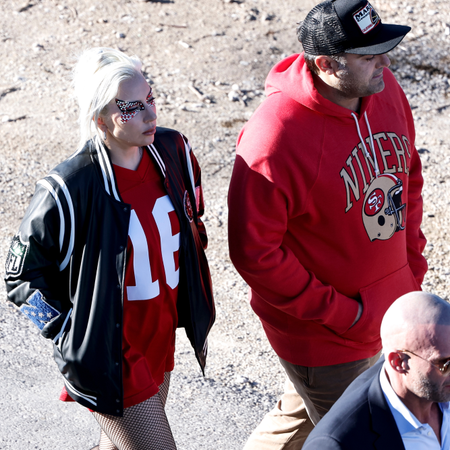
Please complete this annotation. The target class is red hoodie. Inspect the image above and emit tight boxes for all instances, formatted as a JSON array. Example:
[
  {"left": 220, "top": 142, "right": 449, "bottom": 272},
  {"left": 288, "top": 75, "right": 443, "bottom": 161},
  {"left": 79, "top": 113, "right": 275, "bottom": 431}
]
[{"left": 228, "top": 53, "right": 427, "bottom": 367}]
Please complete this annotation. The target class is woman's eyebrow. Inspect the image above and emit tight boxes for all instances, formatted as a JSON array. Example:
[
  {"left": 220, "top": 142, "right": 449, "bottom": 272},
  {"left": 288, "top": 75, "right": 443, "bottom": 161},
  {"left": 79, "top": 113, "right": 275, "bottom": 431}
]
[{"left": 116, "top": 87, "right": 153, "bottom": 105}]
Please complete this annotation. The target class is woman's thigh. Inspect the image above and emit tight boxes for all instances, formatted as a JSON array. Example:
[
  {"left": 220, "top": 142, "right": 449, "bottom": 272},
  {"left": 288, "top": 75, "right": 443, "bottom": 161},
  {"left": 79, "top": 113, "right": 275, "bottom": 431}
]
[{"left": 92, "top": 372, "right": 176, "bottom": 450}]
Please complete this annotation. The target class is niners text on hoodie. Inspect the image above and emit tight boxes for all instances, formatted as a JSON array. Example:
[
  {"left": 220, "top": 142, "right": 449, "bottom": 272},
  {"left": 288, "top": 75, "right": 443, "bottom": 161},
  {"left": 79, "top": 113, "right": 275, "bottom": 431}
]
[{"left": 228, "top": 53, "right": 427, "bottom": 367}]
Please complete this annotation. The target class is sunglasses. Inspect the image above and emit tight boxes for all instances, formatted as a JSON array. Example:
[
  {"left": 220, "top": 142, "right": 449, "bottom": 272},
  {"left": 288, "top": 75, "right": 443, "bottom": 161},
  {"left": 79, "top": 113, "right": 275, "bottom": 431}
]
[{"left": 397, "top": 349, "right": 450, "bottom": 375}]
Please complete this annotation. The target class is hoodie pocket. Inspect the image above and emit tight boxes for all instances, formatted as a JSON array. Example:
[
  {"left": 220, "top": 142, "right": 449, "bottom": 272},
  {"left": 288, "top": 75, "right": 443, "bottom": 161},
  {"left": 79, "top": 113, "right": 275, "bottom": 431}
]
[{"left": 340, "top": 263, "right": 420, "bottom": 344}]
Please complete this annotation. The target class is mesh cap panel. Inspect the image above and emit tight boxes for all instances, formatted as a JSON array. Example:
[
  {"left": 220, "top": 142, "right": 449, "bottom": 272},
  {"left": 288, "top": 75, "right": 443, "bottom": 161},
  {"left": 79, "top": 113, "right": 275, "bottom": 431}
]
[{"left": 299, "top": 2, "right": 348, "bottom": 55}]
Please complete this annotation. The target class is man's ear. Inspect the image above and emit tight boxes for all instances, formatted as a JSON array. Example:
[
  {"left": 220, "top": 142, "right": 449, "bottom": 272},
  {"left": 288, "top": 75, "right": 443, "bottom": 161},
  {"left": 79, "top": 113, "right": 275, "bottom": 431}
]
[
  {"left": 315, "top": 55, "right": 338, "bottom": 75},
  {"left": 387, "top": 351, "right": 409, "bottom": 374}
]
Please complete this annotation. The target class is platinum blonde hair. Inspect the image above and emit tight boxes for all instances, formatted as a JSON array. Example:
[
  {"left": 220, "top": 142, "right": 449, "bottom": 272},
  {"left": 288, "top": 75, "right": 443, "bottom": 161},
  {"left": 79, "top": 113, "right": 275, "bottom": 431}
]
[{"left": 73, "top": 47, "right": 143, "bottom": 152}]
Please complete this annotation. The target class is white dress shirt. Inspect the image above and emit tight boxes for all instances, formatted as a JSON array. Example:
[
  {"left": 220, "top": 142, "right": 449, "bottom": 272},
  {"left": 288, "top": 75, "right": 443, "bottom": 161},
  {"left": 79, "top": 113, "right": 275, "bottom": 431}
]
[{"left": 380, "top": 367, "right": 450, "bottom": 450}]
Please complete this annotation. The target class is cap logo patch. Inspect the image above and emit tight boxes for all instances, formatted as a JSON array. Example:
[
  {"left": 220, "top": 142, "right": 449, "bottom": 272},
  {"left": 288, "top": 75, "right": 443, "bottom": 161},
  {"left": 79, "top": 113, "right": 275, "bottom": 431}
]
[{"left": 353, "top": 2, "right": 380, "bottom": 34}]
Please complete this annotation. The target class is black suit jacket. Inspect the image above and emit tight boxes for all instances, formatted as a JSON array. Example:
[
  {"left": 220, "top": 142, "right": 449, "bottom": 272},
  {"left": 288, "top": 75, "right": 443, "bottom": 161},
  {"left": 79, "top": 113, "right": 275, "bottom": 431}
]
[{"left": 303, "top": 357, "right": 405, "bottom": 449}]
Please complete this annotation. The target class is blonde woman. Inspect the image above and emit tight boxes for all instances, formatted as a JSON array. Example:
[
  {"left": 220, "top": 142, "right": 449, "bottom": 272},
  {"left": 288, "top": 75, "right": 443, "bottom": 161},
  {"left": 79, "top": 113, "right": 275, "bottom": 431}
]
[{"left": 5, "top": 48, "right": 215, "bottom": 450}]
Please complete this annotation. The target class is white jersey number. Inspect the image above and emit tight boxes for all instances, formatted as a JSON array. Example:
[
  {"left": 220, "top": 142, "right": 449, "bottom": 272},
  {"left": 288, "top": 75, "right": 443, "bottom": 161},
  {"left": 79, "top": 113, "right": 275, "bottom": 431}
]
[{"left": 126, "top": 195, "right": 180, "bottom": 301}]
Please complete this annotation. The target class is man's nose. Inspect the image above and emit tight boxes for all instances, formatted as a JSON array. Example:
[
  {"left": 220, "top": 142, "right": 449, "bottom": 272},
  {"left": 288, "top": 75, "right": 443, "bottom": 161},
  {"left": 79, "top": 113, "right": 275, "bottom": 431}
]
[{"left": 377, "top": 53, "right": 391, "bottom": 68}]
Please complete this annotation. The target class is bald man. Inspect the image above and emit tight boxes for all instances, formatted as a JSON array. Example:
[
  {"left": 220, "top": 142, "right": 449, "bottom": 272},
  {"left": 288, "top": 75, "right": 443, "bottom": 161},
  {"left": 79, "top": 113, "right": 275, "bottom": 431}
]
[{"left": 303, "top": 291, "right": 450, "bottom": 450}]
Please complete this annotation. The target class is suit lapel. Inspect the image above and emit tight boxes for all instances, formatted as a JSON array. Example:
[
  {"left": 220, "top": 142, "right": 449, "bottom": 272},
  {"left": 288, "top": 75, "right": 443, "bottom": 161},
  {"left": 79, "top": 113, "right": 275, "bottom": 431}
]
[{"left": 368, "top": 369, "right": 406, "bottom": 450}]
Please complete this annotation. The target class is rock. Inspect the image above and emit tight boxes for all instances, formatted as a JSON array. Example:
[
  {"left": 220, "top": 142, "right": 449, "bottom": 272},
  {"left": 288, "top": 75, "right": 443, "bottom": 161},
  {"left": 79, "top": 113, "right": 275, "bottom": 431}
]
[
  {"left": 228, "top": 91, "right": 240, "bottom": 101},
  {"left": 32, "top": 43, "right": 44, "bottom": 52}
]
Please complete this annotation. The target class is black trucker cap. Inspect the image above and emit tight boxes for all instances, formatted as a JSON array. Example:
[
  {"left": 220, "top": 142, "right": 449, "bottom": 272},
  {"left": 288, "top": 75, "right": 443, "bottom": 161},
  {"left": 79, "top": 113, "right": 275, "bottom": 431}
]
[{"left": 298, "top": 0, "right": 411, "bottom": 55}]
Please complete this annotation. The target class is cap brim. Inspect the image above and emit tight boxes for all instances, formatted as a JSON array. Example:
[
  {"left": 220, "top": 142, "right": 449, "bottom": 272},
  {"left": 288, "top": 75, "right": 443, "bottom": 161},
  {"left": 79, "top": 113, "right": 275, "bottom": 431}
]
[{"left": 345, "top": 24, "right": 411, "bottom": 55}]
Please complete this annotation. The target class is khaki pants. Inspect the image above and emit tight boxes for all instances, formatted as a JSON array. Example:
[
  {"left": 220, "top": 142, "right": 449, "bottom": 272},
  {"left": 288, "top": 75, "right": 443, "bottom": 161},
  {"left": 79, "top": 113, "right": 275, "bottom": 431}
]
[{"left": 243, "top": 353, "right": 380, "bottom": 450}]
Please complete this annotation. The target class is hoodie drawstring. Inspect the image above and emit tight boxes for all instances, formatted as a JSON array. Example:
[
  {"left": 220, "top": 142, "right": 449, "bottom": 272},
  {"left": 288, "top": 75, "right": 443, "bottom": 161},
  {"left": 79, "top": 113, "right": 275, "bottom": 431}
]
[{"left": 351, "top": 112, "right": 380, "bottom": 177}]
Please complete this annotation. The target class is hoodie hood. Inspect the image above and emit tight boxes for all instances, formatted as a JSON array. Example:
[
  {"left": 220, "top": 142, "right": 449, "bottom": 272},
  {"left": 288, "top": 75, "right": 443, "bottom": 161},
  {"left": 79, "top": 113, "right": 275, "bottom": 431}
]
[
  {"left": 265, "top": 52, "right": 373, "bottom": 119},
  {"left": 265, "top": 52, "right": 383, "bottom": 176}
]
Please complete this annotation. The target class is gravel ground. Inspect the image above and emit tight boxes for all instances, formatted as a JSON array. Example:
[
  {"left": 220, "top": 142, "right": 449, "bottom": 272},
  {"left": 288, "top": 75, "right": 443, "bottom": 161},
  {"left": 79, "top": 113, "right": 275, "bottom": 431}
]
[{"left": 0, "top": 0, "right": 449, "bottom": 449}]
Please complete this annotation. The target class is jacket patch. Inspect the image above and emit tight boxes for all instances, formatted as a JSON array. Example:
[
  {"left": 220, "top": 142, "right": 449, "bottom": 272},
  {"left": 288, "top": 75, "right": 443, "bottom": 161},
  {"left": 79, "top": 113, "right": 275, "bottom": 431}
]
[
  {"left": 5, "top": 234, "right": 28, "bottom": 277},
  {"left": 183, "top": 190, "right": 194, "bottom": 222},
  {"left": 19, "top": 291, "right": 61, "bottom": 330}
]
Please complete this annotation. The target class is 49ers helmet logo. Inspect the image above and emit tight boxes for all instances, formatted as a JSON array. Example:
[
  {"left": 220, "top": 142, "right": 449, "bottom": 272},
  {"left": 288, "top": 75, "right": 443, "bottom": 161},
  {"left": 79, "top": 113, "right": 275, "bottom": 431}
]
[
  {"left": 364, "top": 188, "right": 384, "bottom": 216},
  {"left": 183, "top": 190, "right": 194, "bottom": 222},
  {"left": 362, "top": 174, "right": 406, "bottom": 241}
]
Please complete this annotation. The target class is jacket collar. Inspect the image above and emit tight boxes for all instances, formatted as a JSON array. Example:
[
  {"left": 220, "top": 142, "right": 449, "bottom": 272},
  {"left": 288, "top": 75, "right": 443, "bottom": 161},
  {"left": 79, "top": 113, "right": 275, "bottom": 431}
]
[
  {"left": 90, "top": 138, "right": 167, "bottom": 202},
  {"left": 368, "top": 366, "right": 406, "bottom": 450}
]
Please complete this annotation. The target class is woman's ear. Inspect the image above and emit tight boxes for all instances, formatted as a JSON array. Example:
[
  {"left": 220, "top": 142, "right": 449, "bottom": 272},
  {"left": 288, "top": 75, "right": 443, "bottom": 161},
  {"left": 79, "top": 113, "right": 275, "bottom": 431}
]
[{"left": 96, "top": 115, "right": 106, "bottom": 129}]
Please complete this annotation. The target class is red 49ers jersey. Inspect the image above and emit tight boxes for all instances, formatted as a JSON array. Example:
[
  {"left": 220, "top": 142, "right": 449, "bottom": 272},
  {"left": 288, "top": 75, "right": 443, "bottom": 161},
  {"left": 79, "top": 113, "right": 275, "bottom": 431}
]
[
  {"left": 59, "top": 150, "right": 180, "bottom": 407},
  {"left": 115, "top": 149, "right": 180, "bottom": 407}
]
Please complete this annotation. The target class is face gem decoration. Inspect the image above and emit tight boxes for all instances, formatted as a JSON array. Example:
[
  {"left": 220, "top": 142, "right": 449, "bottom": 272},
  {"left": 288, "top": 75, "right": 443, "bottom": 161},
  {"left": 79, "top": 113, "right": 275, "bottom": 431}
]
[
  {"left": 115, "top": 89, "right": 155, "bottom": 123},
  {"left": 146, "top": 91, "right": 156, "bottom": 107}
]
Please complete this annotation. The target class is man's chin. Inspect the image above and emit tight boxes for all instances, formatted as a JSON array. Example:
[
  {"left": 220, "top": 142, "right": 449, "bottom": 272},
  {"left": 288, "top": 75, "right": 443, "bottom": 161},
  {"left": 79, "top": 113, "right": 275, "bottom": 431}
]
[{"left": 371, "top": 79, "right": 385, "bottom": 95}]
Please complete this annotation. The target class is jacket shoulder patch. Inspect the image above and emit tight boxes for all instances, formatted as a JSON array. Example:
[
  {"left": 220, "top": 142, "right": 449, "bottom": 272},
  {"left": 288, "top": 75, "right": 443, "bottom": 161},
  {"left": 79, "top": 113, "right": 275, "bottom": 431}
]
[
  {"left": 5, "top": 234, "right": 28, "bottom": 277},
  {"left": 183, "top": 190, "right": 194, "bottom": 222},
  {"left": 19, "top": 291, "right": 61, "bottom": 330}
]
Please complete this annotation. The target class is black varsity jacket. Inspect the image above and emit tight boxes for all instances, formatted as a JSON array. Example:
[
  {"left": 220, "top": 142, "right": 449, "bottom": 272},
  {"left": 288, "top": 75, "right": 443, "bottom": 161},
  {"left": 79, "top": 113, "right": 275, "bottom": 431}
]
[{"left": 4, "top": 127, "right": 215, "bottom": 416}]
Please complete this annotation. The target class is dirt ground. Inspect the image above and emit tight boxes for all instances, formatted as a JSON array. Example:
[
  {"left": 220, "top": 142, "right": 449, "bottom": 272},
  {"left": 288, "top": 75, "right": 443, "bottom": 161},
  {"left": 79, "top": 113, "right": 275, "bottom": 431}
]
[{"left": 1, "top": 0, "right": 449, "bottom": 448}]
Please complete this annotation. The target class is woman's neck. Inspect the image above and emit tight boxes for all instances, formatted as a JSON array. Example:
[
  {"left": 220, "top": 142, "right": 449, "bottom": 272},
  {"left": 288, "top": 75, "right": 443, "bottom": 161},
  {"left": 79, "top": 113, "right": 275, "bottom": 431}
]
[{"left": 108, "top": 145, "right": 143, "bottom": 171}]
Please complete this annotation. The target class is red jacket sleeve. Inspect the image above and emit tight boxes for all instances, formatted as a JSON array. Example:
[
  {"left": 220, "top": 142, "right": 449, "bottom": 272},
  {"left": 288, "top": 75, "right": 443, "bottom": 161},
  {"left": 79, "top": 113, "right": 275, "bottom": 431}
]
[
  {"left": 228, "top": 153, "right": 360, "bottom": 336},
  {"left": 395, "top": 82, "right": 427, "bottom": 285},
  {"left": 405, "top": 144, "right": 427, "bottom": 284}
]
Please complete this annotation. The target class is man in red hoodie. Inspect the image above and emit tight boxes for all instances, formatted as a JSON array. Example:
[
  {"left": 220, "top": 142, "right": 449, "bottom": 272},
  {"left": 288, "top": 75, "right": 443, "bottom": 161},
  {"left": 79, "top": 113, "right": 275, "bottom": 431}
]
[{"left": 228, "top": 0, "right": 427, "bottom": 448}]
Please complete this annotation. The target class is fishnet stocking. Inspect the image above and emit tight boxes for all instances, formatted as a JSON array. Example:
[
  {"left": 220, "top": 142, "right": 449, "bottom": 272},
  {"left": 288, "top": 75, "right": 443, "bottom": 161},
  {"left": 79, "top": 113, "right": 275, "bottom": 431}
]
[{"left": 93, "top": 372, "right": 176, "bottom": 450}]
